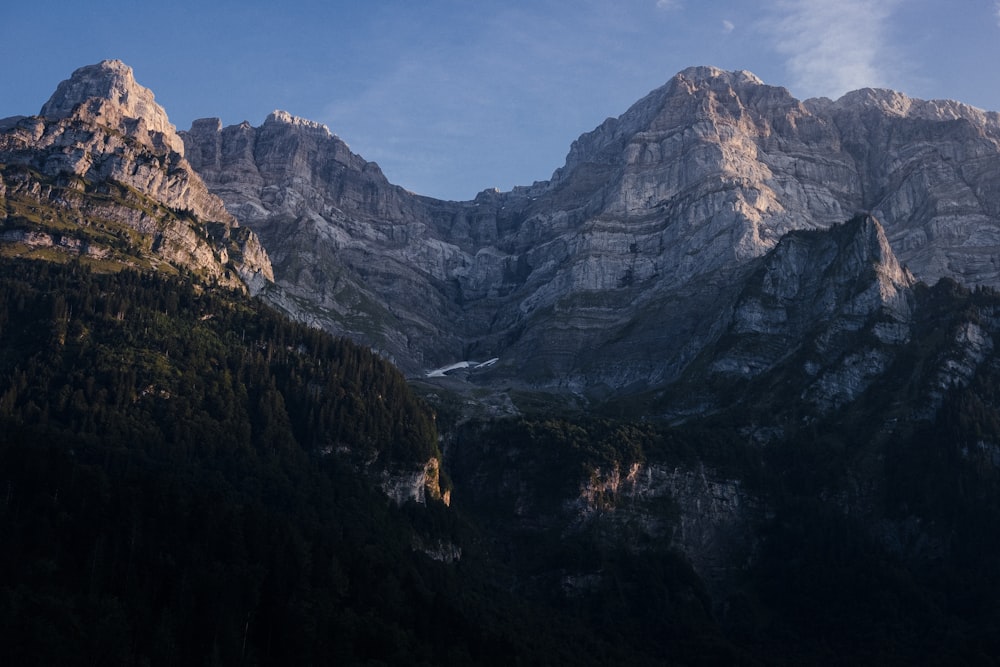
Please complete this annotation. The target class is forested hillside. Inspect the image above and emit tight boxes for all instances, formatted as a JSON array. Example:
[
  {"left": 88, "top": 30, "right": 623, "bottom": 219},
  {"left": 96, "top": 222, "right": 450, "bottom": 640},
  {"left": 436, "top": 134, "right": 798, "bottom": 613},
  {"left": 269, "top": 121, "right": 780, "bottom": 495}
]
[
  {"left": 0, "top": 259, "right": 745, "bottom": 665},
  {"left": 0, "top": 259, "right": 460, "bottom": 665},
  {"left": 3, "top": 255, "right": 1000, "bottom": 667},
  {"left": 0, "top": 260, "right": 437, "bottom": 462}
]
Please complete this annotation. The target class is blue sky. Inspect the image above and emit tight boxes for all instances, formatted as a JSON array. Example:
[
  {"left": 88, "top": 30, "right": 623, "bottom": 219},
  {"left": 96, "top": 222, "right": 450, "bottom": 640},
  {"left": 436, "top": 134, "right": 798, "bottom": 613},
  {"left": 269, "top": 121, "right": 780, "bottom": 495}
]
[{"left": 3, "top": 1, "right": 999, "bottom": 201}]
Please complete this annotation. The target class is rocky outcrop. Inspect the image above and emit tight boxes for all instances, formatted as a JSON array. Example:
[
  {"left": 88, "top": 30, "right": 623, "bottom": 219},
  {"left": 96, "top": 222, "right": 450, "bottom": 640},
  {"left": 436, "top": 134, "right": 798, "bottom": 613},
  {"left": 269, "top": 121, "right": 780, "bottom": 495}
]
[
  {"left": 707, "top": 215, "right": 915, "bottom": 410},
  {"left": 182, "top": 112, "right": 470, "bottom": 369},
  {"left": 0, "top": 60, "right": 272, "bottom": 291},
  {"left": 915, "top": 314, "right": 996, "bottom": 420},
  {"left": 378, "top": 457, "right": 450, "bottom": 506},
  {"left": 573, "top": 460, "right": 760, "bottom": 587},
  {"left": 446, "top": 419, "right": 762, "bottom": 602},
  {"left": 0, "top": 227, "right": 111, "bottom": 259}
]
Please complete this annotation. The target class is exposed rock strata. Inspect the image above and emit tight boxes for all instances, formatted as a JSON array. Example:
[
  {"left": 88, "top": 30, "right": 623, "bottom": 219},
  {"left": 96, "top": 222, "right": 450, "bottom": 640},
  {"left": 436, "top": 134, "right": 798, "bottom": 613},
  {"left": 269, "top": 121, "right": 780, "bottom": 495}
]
[
  {"left": 377, "top": 457, "right": 451, "bottom": 506},
  {"left": 707, "top": 215, "right": 916, "bottom": 410},
  {"left": 182, "top": 111, "right": 476, "bottom": 370},
  {"left": 182, "top": 66, "right": 1000, "bottom": 395}
]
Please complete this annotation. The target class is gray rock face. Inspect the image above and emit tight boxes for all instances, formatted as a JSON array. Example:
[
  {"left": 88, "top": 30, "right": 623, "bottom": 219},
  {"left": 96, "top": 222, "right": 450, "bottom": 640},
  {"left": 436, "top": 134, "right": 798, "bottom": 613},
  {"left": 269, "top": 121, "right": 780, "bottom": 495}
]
[
  {"left": 547, "top": 66, "right": 1000, "bottom": 288},
  {"left": 182, "top": 66, "right": 1000, "bottom": 395},
  {"left": 709, "top": 215, "right": 916, "bottom": 410},
  {"left": 1, "top": 61, "right": 272, "bottom": 291},
  {"left": 377, "top": 458, "right": 450, "bottom": 506},
  {"left": 182, "top": 111, "right": 478, "bottom": 371}
]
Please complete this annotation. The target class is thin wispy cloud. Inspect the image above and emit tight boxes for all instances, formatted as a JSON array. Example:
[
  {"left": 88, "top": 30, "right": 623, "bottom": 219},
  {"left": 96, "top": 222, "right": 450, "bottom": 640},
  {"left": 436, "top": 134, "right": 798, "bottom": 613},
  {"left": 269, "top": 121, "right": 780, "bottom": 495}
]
[
  {"left": 995, "top": 0, "right": 1000, "bottom": 27},
  {"left": 722, "top": 19, "right": 735, "bottom": 34},
  {"left": 765, "top": 0, "right": 900, "bottom": 99},
  {"left": 656, "top": 0, "right": 681, "bottom": 10}
]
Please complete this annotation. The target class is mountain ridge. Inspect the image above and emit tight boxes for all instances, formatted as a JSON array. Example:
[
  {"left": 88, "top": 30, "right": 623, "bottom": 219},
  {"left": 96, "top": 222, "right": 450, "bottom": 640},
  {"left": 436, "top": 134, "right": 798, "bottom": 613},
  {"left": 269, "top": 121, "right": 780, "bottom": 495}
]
[
  {"left": 7, "top": 58, "right": 1000, "bottom": 414},
  {"left": 183, "top": 65, "right": 1000, "bottom": 401}
]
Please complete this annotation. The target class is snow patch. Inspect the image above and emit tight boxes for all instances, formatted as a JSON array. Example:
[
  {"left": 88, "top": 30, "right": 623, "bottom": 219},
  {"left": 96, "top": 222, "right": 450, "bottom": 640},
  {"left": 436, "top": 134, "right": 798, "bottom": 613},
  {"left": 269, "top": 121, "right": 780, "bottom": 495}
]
[{"left": 425, "top": 358, "right": 499, "bottom": 378}]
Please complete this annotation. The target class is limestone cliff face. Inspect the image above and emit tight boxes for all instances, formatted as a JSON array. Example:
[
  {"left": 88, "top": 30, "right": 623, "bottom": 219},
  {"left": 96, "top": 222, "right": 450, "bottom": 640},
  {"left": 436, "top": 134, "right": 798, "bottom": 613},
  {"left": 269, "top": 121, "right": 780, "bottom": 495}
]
[
  {"left": 378, "top": 458, "right": 451, "bottom": 506},
  {"left": 0, "top": 60, "right": 272, "bottom": 291},
  {"left": 573, "top": 460, "right": 760, "bottom": 589},
  {"left": 550, "top": 67, "right": 1000, "bottom": 286},
  {"left": 182, "top": 66, "right": 1000, "bottom": 396},
  {"left": 182, "top": 112, "right": 470, "bottom": 369},
  {"left": 820, "top": 90, "right": 1000, "bottom": 286},
  {"left": 446, "top": 421, "right": 762, "bottom": 601}
]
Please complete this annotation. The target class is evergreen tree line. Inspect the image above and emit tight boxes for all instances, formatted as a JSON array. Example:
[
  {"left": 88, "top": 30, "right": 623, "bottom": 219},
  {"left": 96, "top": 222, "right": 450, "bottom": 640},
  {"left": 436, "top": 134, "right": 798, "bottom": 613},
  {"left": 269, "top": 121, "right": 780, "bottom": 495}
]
[{"left": 0, "top": 259, "right": 438, "bottom": 465}]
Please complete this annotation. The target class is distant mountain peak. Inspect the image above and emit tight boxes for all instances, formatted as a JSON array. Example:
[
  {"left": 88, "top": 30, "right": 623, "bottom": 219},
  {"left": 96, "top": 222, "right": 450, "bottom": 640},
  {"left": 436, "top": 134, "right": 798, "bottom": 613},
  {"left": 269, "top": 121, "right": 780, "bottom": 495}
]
[
  {"left": 673, "top": 65, "right": 765, "bottom": 87},
  {"left": 265, "top": 110, "right": 331, "bottom": 134},
  {"left": 39, "top": 59, "right": 183, "bottom": 155}
]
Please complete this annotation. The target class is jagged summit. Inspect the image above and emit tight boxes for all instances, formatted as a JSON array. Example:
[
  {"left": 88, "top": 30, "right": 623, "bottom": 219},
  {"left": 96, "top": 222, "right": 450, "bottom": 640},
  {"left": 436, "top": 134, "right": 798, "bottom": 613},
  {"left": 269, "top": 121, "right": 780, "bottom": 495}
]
[
  {"left": 823, "top": 86, "right": 1000, "bottom": 129},
  {"left": 730, "top": 214, "right": 915, "bottom": 350},
  {"left": 40, "top": 59, "right": 132, "bottom": 115},
  {"left": 265, "top": 109, "right": 331, "bottom": 134},
  {"left": 684, "top": 213, "right": 918, "bottom": 416},
  {"left": 550, "top": 64, "right": 801, "bottom": 200},
  {"left": 673, "top": 65, "right": 765, "bottom": 87},
  {"left": 39, "top": 59, "right": 184, "bottom": 155}
]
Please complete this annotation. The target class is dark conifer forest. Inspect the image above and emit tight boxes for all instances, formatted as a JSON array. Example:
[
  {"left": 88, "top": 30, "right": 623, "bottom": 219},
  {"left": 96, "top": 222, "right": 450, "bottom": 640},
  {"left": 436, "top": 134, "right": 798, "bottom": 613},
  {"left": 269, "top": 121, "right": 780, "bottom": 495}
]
[{"left": 4, "top": 258, "right": 1000, "bottom": 665}]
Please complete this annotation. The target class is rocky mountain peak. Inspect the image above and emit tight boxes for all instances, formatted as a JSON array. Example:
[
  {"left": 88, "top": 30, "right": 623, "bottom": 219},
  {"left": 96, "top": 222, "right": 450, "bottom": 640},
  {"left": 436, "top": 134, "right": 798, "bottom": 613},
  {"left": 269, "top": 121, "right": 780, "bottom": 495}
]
[
  {"left": 264, "top": 110, "right": 332, "bottom": 134},
  {"left": 833, "top": 87, "right": 917, "bottom": 117},
  {"left": 844, "top": 213, "right": 915, "bottom": 295},
  {"left": 39, "top": 59, "right": 184, "bottom": 155},
  {"left": 181, "top": 110, "right": 394, "bottom": 219},
  {"left": 827, "top": 87, "right": 1000, "bottom": 130},
  {"left": 766, "top": 214, "right": 915, "bottom": 319},
  {"left": 673, "top": 65, "right": 765, "bottom": 89},
  {"left": 550, "top": 65, "right": 802, "bottom": 210},
  {"left": 1, "top": 61, "right": 273, "bottom": 292}
]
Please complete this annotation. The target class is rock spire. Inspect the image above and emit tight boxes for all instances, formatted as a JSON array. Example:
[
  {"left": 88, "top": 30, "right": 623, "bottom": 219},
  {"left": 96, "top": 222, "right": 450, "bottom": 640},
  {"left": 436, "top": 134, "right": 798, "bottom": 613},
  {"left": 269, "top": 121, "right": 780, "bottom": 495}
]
[{"left": 40, "top": 59, "right": 184, "bottom": 155}]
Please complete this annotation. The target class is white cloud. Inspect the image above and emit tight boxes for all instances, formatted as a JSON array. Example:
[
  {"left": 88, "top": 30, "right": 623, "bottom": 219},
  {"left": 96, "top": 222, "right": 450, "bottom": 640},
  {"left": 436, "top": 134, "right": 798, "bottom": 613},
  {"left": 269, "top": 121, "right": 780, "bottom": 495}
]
[
  {"left": 765, "top": 0, "right": 900, "bottom": 99},
  {"left": 722, "top": 19, "right": 735, "bottom": 34},
  {"left": 656, "top": 0, "right": 681, "bottom": 10},
  {"left": 995, "top": 0, "right": 1000, "bottom": 27}
]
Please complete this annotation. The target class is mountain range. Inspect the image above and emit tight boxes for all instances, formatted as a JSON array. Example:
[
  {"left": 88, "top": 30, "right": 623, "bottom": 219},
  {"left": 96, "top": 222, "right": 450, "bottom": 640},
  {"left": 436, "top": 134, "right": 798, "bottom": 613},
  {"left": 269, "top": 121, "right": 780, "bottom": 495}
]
[
  {"left": 4, "top": 59, "right": 1000, "bottom": 664},
  {"left": 179, "top": 64, "right": 1000, "bottom": 404}
]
